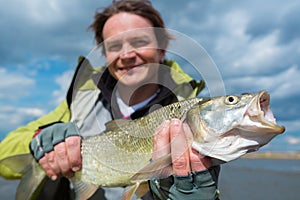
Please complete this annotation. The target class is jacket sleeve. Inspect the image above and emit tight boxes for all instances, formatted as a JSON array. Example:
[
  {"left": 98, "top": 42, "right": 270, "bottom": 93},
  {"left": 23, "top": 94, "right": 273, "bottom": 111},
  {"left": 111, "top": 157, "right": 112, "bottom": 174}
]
[
  {"left": 0, "top": 100, "right": 71, "bottom": 179},
  {"left": 149, "top": 166, "right": 220, "bottom": 200}
]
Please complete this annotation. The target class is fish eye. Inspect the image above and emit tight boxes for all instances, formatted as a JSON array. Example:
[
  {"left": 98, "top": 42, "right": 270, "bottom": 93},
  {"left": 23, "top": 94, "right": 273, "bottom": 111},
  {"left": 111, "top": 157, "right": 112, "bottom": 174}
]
[{"left": 225, "top": 96, "right": 239, "bottom": 105}]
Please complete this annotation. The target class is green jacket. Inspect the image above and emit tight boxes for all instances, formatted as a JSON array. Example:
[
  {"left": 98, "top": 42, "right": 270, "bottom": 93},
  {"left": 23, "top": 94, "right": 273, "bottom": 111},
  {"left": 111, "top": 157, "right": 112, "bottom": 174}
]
[{"left": 0, "top": 56, "right": 219, "bottom": 199}]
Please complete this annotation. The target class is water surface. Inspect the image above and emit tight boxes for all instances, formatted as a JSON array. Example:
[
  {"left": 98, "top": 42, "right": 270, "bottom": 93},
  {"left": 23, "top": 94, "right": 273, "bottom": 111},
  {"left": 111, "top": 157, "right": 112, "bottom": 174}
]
[{"left": 1, "top": 158, "right": 299, "bottom": 200}]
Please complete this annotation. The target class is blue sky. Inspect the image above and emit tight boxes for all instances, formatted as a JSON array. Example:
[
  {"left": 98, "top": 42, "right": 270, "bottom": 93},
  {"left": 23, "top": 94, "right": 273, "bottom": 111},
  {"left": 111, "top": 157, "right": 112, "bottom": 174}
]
[{"left": 1, "top": 0, "right": 299, "bottom": 151}]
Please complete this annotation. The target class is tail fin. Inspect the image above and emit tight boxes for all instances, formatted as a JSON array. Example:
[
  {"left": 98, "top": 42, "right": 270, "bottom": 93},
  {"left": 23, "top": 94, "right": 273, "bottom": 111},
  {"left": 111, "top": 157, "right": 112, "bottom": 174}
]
[{"left": 0, "top": 154, "right": 46, "bottom": 200}]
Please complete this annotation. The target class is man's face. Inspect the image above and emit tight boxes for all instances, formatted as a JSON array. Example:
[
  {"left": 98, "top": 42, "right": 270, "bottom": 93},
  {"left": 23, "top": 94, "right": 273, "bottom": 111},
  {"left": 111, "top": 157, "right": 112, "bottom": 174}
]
[{"left": 102, "top": 12, "right": 165, "bottom": 87}]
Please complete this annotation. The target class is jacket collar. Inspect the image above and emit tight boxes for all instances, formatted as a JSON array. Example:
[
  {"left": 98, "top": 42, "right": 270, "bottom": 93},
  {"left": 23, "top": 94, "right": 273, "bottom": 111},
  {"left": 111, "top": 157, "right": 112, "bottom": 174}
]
[
  {"left": 91, "top": 60, "right": 201, "bottom": 119},
  {"left": 92, "top": 64, "right": 178, "bottom": 119}
]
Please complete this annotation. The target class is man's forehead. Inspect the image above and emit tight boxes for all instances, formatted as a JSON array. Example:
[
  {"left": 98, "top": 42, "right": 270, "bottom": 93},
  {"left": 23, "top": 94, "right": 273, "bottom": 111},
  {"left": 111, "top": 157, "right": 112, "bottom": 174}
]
[{"left": 104, "top": 28, "right": 156, "bottom": 42}]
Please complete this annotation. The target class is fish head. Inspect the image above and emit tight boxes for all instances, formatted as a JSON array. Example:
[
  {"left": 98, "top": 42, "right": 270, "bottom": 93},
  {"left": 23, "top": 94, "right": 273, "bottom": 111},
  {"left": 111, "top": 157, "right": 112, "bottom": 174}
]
[
  {"left": 239, "top": 90, "right": 285, "bottom": 133},
  {"left": 187, "top": 90, "right": 285, "bottom": 162}
]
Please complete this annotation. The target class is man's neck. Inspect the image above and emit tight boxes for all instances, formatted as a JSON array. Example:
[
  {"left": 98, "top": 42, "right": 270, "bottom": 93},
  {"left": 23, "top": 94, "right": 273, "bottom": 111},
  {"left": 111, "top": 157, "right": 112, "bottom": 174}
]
[{"left": 117, "top": 83, "right": 159, "bottom": 106}]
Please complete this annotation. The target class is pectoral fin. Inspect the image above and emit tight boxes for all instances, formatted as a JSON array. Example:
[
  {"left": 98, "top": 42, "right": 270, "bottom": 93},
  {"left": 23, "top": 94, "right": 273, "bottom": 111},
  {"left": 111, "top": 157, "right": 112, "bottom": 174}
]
[
  {"left": 130, "top": 154, "right": 173, "bottom": 181},
  {"left": 122, "top": 183, "right": 140, "bottom": 200},
  {"left": 70, "top": 175, "right": 98, "bottom": 200},
  {"left": 135, "top": 181, "right": 150, "bottom": 198},
  {"left": 121, "top": 181, "right": 150, "bottom": 200}
]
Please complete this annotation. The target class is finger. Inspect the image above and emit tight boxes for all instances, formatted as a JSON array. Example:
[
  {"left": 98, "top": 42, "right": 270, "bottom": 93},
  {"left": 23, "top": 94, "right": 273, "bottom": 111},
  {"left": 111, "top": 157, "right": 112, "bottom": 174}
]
[
  {"left": 45, "top": 151, "right": 60, "bottom": 175},
  {"left": 54, "top": 142, "right": 74, "bottom": 178},
  {"left": 65, "top": 136, "right": 82, "bottom": 172},
  {"left": 183, "top": 123, "right": 212, "bottom": 172},
  {"left": 152, "top": 120, "right": 170, "bottom": 161},
  {"left": 170, "top": 119, "right": 190, "bottom": 176},
  {"left": 39, "top": 156, "right": 58, "bottom": 180},
  {"left": 190, "top": 149, "right": 212, "bottom": 172}
]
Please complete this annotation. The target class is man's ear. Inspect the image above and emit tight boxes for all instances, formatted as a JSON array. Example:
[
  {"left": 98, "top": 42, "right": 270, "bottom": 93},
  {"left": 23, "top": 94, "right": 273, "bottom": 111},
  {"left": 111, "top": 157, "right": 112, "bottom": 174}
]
[{"left": 159, "top": 49, "right": 166, "bottom": 62}]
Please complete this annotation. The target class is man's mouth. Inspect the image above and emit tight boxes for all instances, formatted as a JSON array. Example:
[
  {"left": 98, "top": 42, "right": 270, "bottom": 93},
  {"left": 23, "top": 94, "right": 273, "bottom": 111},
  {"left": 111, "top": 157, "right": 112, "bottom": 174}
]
[{"left": 117, "top": 64, "right": 143, "bottom": 72}]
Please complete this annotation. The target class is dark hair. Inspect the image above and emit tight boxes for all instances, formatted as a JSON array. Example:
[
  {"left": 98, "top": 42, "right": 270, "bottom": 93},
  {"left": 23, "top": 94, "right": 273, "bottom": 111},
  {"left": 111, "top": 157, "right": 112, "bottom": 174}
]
[{"left": 88, "top": 0, "right": 172, "bottom": 50}]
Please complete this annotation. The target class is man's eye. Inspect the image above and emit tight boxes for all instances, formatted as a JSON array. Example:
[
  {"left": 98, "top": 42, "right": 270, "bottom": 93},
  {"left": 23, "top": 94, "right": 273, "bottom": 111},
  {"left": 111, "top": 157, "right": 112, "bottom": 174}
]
[
  {"left": 107, "top": 44, "right": 122, "bottom": 52},
  {"left": 131, "top": 39, "right": 149, "bottom": 48}
]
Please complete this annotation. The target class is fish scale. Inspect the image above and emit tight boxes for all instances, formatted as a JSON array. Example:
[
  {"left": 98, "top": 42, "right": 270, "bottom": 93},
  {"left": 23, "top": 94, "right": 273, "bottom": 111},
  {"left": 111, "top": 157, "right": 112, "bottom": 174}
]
[{"left": 79, "top": 97, "right": 203, "bottom": 186}]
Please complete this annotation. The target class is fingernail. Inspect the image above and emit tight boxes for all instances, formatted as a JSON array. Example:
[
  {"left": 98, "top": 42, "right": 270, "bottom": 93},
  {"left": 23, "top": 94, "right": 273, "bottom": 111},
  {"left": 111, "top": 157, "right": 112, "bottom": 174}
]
[
  {"left": 155, "top": 120, "right": 169, "bottom": 133},
  {"left": 72, "top": 166, "right": 80, "bottom": 172},
  {"left": 162, "top": 120, "right": 170, "bottom": 128},
  {"left": 171, "top": 119, "right": 180, "bottom": 125},
  {"left": 51, "top": 175, "right": 57, "bottom": 181}
]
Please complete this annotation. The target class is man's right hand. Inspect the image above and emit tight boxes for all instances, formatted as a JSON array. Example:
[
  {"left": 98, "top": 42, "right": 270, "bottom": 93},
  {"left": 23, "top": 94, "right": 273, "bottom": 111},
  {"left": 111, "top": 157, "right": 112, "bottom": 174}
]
[
  {"left": 30, "top": 122, "right": 82, "bottom": 180},
  {"left": 152, "top": 119, "right": 211, "bottom": 176}
]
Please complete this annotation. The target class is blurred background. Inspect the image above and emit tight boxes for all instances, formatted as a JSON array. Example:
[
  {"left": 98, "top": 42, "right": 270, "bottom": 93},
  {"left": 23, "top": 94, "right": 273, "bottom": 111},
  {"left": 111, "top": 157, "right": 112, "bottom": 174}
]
[{"left": 1, "top": 0, "right": 299, "bottom": 199}]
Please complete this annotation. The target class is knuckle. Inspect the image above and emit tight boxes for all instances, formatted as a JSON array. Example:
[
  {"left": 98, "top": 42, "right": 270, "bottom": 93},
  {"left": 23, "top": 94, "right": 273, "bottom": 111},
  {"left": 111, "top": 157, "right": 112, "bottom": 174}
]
[
  {"left": 55, "top": 146, "right": 67, "bottom": 158},
  {"left": 47, "top": 156, "right": 55, "bottom": 163},
  {"left": 66, "top": 137, "right": 80, "bottom": 148},
  {"left": 55, "top": 153, "right": 71, "bottom": 172},
  {"left": 70, "top": 156, "right": 82, "bottom": 167},
  {"left": 45, "top": 152, "right": 54, "bottom": 161},
  {"left": 38, "top": 157, "right": 47, "bottom": 165},
  {"left": 39, "top": 161, "right": 55, "bottom": 177},
  {"left": 48, "top": 162, "right": 60, "bottom": 174},
  {"left": 173, "top": 157, "right": 189, "bottom": 170}
]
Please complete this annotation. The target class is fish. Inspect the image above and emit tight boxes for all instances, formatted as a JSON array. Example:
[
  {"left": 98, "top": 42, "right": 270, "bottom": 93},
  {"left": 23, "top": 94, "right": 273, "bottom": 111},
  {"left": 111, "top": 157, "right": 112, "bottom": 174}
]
[{"left": 0, "top": 90, "right": 285, "bottom": 200}]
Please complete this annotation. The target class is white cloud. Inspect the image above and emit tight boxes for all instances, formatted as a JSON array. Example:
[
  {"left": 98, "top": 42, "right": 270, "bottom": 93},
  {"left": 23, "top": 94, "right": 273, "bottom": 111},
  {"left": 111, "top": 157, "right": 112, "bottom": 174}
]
[
  {"left": 214, "top": 20, "right": 287, "bottom": 78},
  {"left": 0, "top": 68, "right": 35, "bottom": 101},
  {"left": 226, "top": 65, "right": 300, "bottom": 98},
  {"left": 271, "top": 65, "right": 300, "bottom": 98},
  {"left": 0, "top": 1, "right": 103, "bottom": 67},
  {"left": 286, "top": 136, "right": 300, "bottom": 145},
  {"left": 4, "top": 1, "right": 63, "bottom": 27},
  {"left": 3, "top": 1, "right": 93, "bottom": 27},
  {"left": 280, "top": 119, "right": 300, "bottom": 132},
  {"left": 231, "top": 32, "right": 281, "bottom": 72},
  {"left": 216, "top": 11, "right": 250, "bottom": 44},
  {"left": 0, "top": 105, "right": 46, "bottom": 135}
]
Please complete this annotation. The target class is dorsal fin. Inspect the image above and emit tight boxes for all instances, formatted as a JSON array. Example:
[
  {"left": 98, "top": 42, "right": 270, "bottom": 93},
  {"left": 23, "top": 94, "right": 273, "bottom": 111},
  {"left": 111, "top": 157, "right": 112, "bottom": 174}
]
[{"left": 105, "top": 119, "right": 132, "bottom": 131}]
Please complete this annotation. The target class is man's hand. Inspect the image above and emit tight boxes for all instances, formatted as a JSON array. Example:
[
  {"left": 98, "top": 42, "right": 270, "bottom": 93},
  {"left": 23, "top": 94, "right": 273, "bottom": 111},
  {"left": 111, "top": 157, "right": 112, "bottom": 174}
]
[
  {"left": 30, "top": 122, "right": 82, "bottom": 180},
  {"left": 153, "top": 119, "right": 211, "bottom": 176}
]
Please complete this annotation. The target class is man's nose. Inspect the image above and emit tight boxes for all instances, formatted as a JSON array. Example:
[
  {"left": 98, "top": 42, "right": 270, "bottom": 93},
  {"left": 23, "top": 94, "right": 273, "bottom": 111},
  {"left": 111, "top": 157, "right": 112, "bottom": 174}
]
[{"left": 119, "top": 43, "right": 136, "bottom": 59}]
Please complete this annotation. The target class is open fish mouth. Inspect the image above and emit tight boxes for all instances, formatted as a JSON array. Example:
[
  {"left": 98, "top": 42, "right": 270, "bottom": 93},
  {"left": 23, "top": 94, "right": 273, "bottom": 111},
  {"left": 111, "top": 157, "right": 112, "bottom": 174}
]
[{"left": 242, "top": 90, "right": 285, "bottom": 134}]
